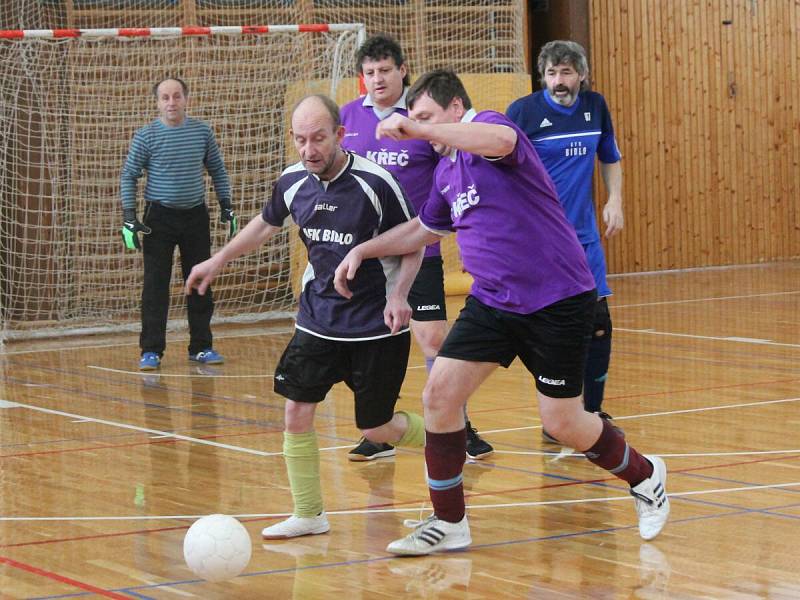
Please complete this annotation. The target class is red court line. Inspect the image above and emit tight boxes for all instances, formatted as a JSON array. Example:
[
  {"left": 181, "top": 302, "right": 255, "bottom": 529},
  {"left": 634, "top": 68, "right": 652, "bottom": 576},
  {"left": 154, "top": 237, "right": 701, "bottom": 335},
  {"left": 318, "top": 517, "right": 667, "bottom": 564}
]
[
  {"left": 467, "top": 375, "right": 800, "bottom": 415},
  {"left": 6, "top": 451, "right": 799, "bottom": 551},
  {"left": 0, "top": 555, "right": 130, "bottom": 599},
  {"left": 462, "top": 452, "right": 800, "bottom": 501}
]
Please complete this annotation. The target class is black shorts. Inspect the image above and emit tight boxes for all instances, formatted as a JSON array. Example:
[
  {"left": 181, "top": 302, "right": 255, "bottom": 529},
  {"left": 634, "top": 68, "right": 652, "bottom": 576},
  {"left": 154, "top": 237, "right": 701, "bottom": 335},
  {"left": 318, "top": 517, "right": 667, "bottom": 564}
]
[
  {"left": 438, "top": 291, "right": 596, "bottom": 398},
  {"left": 408, "top": 256, "right": 447, "bottom": 322},
  {"left": 273, "top": 329, "right": 411, "bottom": 429}
]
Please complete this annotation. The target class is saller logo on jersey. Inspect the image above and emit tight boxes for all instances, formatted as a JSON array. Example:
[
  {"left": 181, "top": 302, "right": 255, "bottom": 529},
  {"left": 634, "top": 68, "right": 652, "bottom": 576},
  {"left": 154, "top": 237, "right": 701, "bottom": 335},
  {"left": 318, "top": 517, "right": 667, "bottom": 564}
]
[
  {"left": 538, "top": 375, "right": 565, "bottom": 386},
  {"left": 366, "top": 148, "right": 409, "bottom": 167},
  {"left": 452, "top": 184, "right": 480, "bottom": 219}
]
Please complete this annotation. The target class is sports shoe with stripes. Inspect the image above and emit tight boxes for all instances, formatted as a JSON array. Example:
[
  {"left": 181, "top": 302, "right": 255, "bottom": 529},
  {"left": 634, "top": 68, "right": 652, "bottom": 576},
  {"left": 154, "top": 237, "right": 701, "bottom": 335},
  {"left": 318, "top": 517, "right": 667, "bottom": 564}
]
[
  {"left": 630, "top": 455, "right": 670, "bottom": 540},
  {"left": 386, "top": 514, "right": 471, "bottom": 556}
]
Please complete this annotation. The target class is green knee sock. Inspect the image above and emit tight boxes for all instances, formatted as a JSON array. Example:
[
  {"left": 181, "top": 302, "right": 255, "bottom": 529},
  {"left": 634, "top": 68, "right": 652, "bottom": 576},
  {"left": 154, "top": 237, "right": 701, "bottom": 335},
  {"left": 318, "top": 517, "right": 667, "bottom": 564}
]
[
  {"left": 283, "top": 431, "right": 323, "bottom": 518},
  {"left": 395, "top": 411, "right": 426, "bottom": 447}
]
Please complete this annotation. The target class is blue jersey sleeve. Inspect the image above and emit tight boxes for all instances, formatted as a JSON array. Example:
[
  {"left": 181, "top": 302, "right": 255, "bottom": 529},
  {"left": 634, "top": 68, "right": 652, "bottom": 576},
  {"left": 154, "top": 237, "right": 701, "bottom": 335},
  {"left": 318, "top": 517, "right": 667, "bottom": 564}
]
[{"left": 597, "top": 95, "right": 621, "bottom": 164}]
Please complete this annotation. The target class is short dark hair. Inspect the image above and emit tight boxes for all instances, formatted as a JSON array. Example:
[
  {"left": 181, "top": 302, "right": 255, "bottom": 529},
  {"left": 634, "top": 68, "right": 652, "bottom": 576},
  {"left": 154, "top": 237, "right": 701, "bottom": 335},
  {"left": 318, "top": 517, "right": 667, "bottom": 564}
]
[
  {"left": 292, "top": 93, "right": 341, "bottom": 130},
  {"left": 355, "top": 34, "right": 410, "bottom": 87},
  {"left": 407, "top": 69, "right": 472, "bottom": 112},
  {"left": 537, "top": 40, "right": 590, "bottom": 91},
  {"left": 152, "top": 77, "right": 189, "bottom": 98}
]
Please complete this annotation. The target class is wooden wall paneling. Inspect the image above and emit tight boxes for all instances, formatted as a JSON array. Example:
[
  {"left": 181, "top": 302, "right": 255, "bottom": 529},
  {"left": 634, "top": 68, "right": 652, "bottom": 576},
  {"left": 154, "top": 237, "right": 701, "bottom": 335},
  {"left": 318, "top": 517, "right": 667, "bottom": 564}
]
[{"left": 588, "top": 0, "right": 799, "bottom": 271}]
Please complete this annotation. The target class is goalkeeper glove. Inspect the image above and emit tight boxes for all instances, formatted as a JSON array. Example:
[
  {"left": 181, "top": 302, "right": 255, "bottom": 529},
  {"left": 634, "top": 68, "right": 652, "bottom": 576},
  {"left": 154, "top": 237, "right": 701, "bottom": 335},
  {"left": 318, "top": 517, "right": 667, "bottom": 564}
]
[
  {"left": 220, "top": 206, "right": 238, "bottom": 239},
  {"left": 121, "top": 209, "right": 151, "bottom": 251}
]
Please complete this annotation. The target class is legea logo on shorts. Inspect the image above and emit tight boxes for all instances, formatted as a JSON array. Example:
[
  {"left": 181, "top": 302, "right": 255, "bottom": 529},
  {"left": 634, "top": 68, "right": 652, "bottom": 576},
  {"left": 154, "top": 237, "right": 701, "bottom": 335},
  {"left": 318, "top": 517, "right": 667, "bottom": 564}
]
[
  {"left": 537, "top": 375, "right": 565, "bottom": 386},
  {"left": 416, "top": 304, "right": 441, "bottom": 311}
]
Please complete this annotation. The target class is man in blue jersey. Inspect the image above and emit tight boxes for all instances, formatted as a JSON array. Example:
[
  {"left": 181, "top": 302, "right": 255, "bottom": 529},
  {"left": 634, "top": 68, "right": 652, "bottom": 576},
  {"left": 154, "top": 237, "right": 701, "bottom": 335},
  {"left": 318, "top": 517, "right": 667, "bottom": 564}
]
[
  {"left": 334, "top": 70, "right": 669, "bottom": 555},
  {"left": 341, "top": 34, "right": 493, "bottom": 461},
  {"left": 186, "top": 94, "right": 427, "bottom": 539},
  {"left": 120, "top": 77, "right": 236, "bottom": 371},
  {"left": 507, "top": 41, "right": 623, "bottom": 441}
]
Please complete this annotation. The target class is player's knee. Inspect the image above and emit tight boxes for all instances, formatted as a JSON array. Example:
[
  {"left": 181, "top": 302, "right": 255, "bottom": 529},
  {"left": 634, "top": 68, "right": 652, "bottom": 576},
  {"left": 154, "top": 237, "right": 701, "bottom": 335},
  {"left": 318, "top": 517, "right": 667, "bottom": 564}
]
[
  {"left": 539, "top": 399, "right": 584, "bottom": 439},
  {"left": 283, "top": 400, "right": 315, "bottom": 433},
  {"left": 593, "top": 298, "right": 613, "bottom": 339},
  {"left": 412, "top": 322, "right": 447, "bottom": 356},
  {"left": 421, "top": 375, "right": 456, "bottom": 413}
]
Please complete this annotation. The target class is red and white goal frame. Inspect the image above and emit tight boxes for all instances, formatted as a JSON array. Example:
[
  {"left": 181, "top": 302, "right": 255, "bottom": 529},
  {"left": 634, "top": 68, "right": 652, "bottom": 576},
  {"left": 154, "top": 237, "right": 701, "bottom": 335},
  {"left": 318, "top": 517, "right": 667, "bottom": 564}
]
[{"left": 0, "top": 23, "right": 365, "bottom": 341}]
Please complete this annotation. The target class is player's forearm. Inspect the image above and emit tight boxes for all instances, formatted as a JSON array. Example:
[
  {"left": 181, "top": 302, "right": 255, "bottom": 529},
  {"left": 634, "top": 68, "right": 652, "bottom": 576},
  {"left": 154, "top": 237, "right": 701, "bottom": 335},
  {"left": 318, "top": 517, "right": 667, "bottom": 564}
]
[
  {"left": 389, "top": 248, "right": 424, "bottom": 301},
  {"left": 600, "top": 161, "right": 623, "bottom": 204},
  {"left": 214, "top": 214, "right": 278, "bottom": 265},
  {"left": 419, "top": 122, "right": 517, "bottom": 157},
  {"left": 119, "top": 176, "right": 139, "bottom": 211},
  {"left": 357, "top": 218, "right": 438, "bottom": 260}
]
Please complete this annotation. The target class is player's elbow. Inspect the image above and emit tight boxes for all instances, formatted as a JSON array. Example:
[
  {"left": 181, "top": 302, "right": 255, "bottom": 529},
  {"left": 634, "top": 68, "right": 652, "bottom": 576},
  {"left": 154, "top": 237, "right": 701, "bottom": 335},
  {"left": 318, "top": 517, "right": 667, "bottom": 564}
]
[{"left": 496, "top": 126, "right": 517, "bottom": 156}]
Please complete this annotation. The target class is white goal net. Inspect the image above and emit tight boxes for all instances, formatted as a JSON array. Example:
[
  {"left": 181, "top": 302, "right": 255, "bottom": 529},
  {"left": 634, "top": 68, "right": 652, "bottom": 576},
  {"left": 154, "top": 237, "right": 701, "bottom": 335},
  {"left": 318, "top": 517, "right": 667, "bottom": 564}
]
[{"left": 0, "top": 1, "right": 527, "bottom": 342}]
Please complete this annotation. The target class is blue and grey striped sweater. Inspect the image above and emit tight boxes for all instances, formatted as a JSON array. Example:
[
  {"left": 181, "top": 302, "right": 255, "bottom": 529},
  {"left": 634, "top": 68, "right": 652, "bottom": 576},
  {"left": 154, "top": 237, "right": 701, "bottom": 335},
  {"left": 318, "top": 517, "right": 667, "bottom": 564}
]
[{"left": 120, "top": 117, "right": 231, "bottom": 211}]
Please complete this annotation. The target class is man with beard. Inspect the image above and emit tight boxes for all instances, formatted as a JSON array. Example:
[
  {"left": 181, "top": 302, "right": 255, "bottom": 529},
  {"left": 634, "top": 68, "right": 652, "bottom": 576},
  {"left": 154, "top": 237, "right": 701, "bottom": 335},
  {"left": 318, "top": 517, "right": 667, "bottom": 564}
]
[{"left": 507, "top": 40, "right": 624, "bottom": 441}]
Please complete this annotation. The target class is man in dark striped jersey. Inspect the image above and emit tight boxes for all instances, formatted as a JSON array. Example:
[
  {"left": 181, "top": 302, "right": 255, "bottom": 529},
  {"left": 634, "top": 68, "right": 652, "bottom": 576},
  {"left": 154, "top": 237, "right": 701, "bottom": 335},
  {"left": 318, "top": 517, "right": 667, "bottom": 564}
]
[
  {"left": 121, "top": 77, "right": 236, "bottom": 371},
  {"left": 186, "top": 94, "right": 426, "bottom": 539}
]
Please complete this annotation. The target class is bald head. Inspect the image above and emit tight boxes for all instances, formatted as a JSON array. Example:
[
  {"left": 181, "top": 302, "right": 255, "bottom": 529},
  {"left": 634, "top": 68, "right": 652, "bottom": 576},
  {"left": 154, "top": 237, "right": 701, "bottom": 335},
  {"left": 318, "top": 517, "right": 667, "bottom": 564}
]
[
  {"left": 290, "top": 94, "right": 346, "bottom": 180},
  {"left": 292, "top": 94, "right": 341, "bottom": 131}
]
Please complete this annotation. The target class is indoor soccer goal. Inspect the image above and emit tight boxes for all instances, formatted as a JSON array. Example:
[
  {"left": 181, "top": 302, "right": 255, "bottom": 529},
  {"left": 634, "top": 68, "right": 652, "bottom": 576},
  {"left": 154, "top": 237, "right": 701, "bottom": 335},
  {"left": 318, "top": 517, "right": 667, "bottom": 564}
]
[
  {"left": 0, "top": 0, "right": 528, "bottom": 343},
  {"left": 0, "top": 23, "right": 365, "bottom": 340}
]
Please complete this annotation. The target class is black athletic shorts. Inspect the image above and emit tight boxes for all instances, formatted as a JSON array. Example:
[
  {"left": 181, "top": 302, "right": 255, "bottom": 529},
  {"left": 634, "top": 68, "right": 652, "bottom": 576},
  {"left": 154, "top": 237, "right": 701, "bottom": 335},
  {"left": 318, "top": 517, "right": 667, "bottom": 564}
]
[
  {"left": 438, "top": 290, "right": 597, "bottom": 398},
  {"left": 408, "top": 256, "right": 447, "bottom": 322},
  {"left": 273, "top": 329, "right": 411, "bottom": 429}
]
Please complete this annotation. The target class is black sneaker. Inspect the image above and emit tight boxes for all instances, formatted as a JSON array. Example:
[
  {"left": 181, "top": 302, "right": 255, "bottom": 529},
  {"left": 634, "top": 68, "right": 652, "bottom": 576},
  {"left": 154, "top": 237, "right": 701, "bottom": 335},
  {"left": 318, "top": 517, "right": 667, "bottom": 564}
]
[
  {"left": 347, "top": 438, "right": 395, "bottom": 462},
  {"left": 465, "top": 421, "right": 494, "bottom": 459}
]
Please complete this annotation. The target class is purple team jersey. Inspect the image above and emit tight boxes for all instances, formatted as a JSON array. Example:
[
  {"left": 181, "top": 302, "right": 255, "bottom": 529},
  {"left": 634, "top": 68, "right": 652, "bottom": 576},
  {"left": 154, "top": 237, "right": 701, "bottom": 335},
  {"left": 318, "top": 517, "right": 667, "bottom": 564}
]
[
  {"left": 417, "top": 110, "right": 595, "bottom": 314},
  {"left": 262, "top": 152, "right": 416, "bottom": 340},
  {"left": 340, "top": 93, "right": 441, "bottom": 258}
]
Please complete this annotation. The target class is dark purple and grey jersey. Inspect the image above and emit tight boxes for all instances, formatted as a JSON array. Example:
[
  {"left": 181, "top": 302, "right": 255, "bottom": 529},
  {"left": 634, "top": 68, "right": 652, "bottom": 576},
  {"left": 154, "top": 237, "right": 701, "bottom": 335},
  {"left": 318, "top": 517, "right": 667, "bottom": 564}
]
[
  {"left": 417, "top": 110, "right": 595, "bottom": 314},
  {"left": 340, "top": 92, "right": 441, "bottom": 258},
  {"left": 262, "top": 152, "right": 416, "bottom": 340}
]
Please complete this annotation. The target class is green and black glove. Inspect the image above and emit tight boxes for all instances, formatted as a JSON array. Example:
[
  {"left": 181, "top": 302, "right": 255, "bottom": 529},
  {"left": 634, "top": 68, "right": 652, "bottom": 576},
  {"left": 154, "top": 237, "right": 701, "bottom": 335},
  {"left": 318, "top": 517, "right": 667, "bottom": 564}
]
[
  {"left": 121, "top": 208, "right": 151, "bottom": 251},
  {"left": 220, "top": 205, "right": 238, "bottom": 239}
]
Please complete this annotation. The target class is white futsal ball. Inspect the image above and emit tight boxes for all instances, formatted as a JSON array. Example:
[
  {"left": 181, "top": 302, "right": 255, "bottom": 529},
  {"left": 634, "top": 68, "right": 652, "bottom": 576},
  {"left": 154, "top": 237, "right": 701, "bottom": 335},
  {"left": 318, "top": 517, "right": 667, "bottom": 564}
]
[{"left": 183, "top": 514, "right": 252, "bottom": 582}]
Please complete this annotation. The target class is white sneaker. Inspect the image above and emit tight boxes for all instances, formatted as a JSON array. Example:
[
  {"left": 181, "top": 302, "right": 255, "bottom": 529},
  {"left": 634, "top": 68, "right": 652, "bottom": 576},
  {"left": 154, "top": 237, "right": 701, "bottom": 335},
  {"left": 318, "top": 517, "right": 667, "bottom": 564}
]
[
  {"left": 630, "top": 455, "right": 670, "bottom": 540},
  {"left": 386, "top": 514, "right": 471, "bottom": 556},
  {"left": 261, "top": 513, "right": 330, "bottom": 540}
]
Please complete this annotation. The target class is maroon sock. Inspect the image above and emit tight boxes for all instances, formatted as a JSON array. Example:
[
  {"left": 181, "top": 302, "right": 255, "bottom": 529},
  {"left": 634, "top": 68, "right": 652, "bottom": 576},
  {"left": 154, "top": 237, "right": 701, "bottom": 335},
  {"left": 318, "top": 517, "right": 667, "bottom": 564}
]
[
  {"left": 425, "top": 429, "right": 467, "bottom": 523},
  {"left": 584, "top": 419, "right": 653, "bottom": 486}
]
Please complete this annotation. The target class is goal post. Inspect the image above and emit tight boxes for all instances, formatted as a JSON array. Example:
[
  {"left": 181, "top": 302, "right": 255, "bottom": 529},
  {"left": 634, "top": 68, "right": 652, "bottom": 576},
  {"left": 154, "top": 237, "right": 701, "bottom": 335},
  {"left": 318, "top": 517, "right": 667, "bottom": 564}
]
[{"left": 0, "top": 23, "right": 365, "bottom": 341}]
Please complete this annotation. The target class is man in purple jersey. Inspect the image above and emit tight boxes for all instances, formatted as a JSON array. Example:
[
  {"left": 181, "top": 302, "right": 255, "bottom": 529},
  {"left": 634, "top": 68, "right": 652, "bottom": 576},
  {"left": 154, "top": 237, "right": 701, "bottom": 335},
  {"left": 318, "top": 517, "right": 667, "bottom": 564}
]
[
  {"left": 186, "top": 94, "right": 427, "bottom": 540},
  {"left": 507, "top": 40, "right": 624, "bottom": 443},
  {"left": 341, "top": 34, "right": 493, "bottom": 461},
  {"left": 334, "top": 70, "right": 669, "bottom": 555}
]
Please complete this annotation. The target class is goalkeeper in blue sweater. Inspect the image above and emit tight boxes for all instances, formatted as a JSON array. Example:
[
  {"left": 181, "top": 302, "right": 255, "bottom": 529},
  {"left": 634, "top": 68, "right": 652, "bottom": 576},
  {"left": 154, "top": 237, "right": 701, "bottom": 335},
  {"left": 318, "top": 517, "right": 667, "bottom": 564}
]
[{"left": 120, "top": 77, "right": 237, "bottom": 371}]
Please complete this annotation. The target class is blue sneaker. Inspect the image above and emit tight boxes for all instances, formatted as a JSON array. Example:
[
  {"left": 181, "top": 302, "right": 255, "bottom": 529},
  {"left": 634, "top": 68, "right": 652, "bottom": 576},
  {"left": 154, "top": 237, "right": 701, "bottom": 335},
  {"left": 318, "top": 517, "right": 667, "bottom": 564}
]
[
  {"left": 188, "top": 349, "right": 224, "bottom": 365},
  {"left": 139, "top": 352, "right": 161, "bottom": 371}
]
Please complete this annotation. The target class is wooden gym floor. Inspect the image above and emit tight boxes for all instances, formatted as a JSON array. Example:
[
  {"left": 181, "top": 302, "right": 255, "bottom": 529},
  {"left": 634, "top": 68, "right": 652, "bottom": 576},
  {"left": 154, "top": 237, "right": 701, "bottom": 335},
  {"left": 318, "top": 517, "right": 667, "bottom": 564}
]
[{"left": 1, "top": 261, "right": 799, "bottom": 599}]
